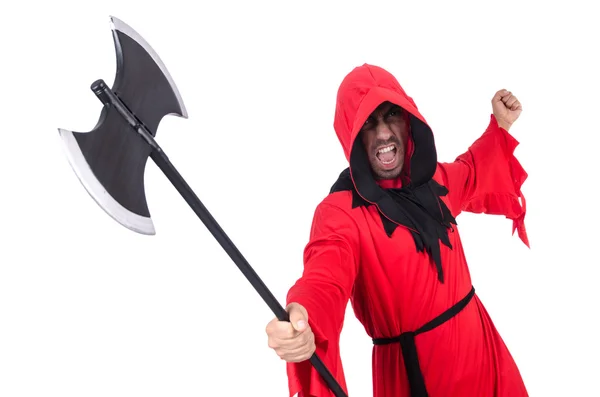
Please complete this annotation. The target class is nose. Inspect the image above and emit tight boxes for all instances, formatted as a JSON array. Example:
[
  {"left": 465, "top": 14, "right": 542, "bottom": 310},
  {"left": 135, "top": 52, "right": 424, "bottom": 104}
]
[{"left": 375, "top": 120, "right": 394, "bottom": 140}]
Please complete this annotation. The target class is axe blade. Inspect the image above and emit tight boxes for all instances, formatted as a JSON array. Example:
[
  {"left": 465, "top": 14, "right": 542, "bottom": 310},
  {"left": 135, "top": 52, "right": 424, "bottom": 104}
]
[
  {"left": 57, "top": 16, "right": 349, "bottom": 397},
  {"left": 109, "top": 15, "right": 188, "bottom": 131},
  {"left": 58, "top": 16, "right": 188, "bottom": 235}
]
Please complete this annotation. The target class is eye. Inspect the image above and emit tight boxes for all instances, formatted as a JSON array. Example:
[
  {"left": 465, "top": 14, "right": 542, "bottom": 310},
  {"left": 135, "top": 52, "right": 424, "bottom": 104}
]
[{"left": 388, "top": 108, "right": 402, "bottom": 117}]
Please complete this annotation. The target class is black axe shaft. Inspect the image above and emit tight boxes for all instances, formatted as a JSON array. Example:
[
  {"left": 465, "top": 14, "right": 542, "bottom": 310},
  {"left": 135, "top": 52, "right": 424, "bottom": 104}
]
[{"left": 91, "top": 79, "right": 348, "bottom": 397}]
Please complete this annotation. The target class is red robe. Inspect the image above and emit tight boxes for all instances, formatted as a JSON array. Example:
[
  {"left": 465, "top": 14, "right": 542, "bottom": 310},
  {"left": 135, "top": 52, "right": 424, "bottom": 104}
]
[{"left": 285, "top": 64, "right": 529, "bottom": 397}]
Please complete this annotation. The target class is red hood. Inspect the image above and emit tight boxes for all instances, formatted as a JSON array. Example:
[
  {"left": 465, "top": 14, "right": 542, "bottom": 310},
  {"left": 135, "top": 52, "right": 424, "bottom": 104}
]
[
  {"left": 333, "top": 64, "right": 438, "bottom": 193},
  {"left": 328, "top": 64, "right": 459, "bottom": 278},
  {"left": 334, "top": 64, "right": 428, "bottom": 161}
]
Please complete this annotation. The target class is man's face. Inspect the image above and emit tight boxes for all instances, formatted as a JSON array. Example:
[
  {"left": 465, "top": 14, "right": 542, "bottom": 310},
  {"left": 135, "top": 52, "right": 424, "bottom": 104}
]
[{"left": 359, "top": 101, "right": 410, "bottom": 180}]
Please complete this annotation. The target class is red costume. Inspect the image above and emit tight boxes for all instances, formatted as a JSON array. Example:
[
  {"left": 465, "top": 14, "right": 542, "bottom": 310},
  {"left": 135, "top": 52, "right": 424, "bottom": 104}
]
[{"left": 285, "top": 64, "right": 529, "bottom": 397}]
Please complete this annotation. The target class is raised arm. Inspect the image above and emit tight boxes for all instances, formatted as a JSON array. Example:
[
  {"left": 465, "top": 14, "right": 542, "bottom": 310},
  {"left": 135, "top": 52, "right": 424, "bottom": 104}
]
[{"left": 436, "top": 89, "right": 529, "bottom": 247}]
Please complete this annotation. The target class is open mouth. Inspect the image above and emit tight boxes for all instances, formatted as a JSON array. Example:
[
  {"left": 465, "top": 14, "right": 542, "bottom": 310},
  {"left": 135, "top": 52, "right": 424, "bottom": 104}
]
[{"left": 376, "top": 144, "right": 398, "bottom": 167}]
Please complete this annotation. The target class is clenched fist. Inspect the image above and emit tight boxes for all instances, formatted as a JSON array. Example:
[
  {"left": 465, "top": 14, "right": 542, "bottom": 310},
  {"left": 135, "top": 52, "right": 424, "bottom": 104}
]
[
  {"left": 266, "top": 302, "right": 316, "bottom": 362},
  {"left": 492, "top": 89, "right": 522, "bottom": 131}
]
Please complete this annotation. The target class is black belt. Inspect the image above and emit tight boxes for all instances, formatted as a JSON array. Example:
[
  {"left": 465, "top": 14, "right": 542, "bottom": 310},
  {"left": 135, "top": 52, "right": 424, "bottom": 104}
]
[{"left": 372, "top": 287, "right": 476, "bottom": 397}]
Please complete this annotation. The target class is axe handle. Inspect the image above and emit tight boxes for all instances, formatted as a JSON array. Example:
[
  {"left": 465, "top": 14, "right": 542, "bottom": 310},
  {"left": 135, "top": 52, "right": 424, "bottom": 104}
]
[
  {"left": 150, "top": 149, "right": 348, "bottom": 397},
  {"left": 89, "top": 79, "right": 346, "bottom": 396}
]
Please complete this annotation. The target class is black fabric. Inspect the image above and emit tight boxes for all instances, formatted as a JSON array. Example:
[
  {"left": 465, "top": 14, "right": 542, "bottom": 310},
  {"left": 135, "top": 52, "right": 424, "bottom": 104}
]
[
  {"left": 372, "top": 287, "right": 476, "bottom": 397},
  {"left": 330, "top": 114, "right": 457, "bottom": 282}
]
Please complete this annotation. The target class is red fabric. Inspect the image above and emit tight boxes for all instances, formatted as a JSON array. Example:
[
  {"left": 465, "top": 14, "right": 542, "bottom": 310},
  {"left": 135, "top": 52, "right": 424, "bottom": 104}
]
[{"left": 285, "top": 64, "right": 529, "bottom": 396}]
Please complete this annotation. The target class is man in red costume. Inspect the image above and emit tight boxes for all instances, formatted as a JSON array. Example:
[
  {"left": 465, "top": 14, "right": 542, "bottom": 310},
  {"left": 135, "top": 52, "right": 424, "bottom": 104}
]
[{"left": 265, "top": 64, "right": 529, "bottom": 397}]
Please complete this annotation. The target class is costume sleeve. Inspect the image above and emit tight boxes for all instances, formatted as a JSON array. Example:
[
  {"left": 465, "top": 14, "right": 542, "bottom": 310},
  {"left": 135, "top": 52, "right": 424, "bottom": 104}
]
[
  {"left": 437, "top": 114, "right": 529, "bottom": 247},
  {"left": 285, "top": 202, "right": 360, "bottom": 397}
]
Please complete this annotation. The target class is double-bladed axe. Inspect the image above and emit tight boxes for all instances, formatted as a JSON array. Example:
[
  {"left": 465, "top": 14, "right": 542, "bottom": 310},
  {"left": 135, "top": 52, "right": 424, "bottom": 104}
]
[{"left": 57, "top": 15, "right": 347, "bottom": 397}]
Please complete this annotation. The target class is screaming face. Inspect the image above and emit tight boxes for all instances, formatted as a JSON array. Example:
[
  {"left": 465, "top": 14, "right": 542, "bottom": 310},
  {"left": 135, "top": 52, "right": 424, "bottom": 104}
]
[{"left": 359, "top": 101, "right": 410, "bottom": 180}]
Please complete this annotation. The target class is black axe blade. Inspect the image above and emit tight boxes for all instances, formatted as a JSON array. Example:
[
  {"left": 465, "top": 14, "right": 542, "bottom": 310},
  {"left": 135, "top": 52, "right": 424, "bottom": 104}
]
[
  {"left": 57, "top": 16, "right": 348, "bottom": 397},
  {"left": 58, "top": 16, "right": 187, "bottom": 234}
]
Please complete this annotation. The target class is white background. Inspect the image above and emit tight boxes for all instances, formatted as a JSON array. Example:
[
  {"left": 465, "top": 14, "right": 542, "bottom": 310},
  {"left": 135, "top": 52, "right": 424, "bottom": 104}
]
[{"left": 1, "top": 1, "right": 598, "bottom": 396}]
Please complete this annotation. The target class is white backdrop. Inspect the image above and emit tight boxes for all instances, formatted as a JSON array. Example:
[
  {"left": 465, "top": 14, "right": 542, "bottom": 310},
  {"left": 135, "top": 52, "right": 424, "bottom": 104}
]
[{"left": 1, "top": 1, "right": 598, "bottom": 396}]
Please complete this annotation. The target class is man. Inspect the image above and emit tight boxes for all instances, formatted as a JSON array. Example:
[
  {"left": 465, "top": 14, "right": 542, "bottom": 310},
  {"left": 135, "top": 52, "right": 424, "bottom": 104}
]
[{"left": 265, "top": 64, "right": 529, "bottom": 397}]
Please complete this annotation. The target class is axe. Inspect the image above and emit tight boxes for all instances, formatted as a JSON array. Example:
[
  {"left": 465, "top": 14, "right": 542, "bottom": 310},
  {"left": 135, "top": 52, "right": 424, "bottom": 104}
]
[{"left": 57, "top": 16, "right": 347, "bottom": 397}]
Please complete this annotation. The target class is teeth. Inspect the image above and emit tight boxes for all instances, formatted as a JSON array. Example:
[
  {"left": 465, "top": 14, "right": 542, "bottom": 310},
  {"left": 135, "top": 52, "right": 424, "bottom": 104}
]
[{"left": 378, "top": 145, "right": 395, "bottom": 154}]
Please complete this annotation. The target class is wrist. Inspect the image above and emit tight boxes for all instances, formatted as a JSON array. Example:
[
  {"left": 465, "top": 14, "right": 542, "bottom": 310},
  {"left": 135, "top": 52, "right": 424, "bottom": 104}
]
[{"left": 496, "top": 118, "right": 512, "bottom": 131}]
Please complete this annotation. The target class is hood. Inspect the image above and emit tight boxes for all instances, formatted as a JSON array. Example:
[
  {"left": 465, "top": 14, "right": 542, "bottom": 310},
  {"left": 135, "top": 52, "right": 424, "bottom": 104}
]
[
  {"left": 330, "top": 64, "right": 456, "bottom": 282},
  {"left": 333, "top": 64, "right": 439, "bottom": 210}
]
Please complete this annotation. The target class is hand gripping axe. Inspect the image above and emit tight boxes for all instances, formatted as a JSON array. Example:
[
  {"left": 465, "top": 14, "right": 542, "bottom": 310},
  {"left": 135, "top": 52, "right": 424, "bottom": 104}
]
[{"left": 57, "top": 16, "right": 347, "bottom": 397}]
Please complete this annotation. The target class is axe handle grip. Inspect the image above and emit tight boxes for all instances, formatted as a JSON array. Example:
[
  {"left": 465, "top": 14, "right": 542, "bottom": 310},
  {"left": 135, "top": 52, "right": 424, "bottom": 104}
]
[{"left": 150, "top": 149, "right": 348, "bottom": 397}]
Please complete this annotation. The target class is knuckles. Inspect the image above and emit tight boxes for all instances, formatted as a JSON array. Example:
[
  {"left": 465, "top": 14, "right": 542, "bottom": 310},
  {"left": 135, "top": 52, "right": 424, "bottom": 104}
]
[
  {"left": 266, "top": 324, "right": 316, "bottom": 363},
  {"left": 267, "top": 337, "right": 278, "bottom": 349}
]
